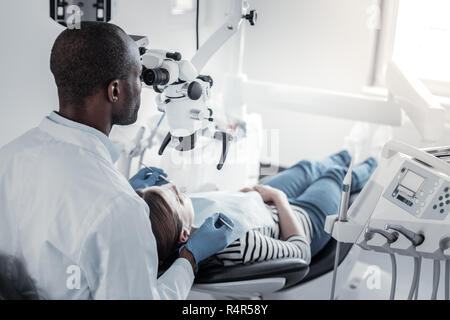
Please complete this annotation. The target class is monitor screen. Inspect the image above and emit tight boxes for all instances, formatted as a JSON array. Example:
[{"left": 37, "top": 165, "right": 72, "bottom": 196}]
[{"left": 401, "top": 170, "right": 425, "bottom": 193}]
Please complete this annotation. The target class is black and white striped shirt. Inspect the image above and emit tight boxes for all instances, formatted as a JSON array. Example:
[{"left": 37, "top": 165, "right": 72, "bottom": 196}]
[{"left": 214, "top": 205, "right": 313, "bottom": 266}]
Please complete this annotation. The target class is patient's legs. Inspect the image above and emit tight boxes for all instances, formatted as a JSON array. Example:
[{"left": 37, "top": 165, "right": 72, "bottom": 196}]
[
  {"left": 262, "top": 150, "right": 351, "bottom": 199},
  {"left": 289, "top": 158, "right": 377, "bottom": 256},
  {"left": 349, "top": 157, "right": 377, "bottom": 193}
]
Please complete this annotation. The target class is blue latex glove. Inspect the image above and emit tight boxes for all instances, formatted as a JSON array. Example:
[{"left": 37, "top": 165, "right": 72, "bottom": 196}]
[
  {"left": 128, "top": 167, "right": 169, "bottom": 189},
  {"left": 180, "top": 212, "right": 234, "bottom": 264}
]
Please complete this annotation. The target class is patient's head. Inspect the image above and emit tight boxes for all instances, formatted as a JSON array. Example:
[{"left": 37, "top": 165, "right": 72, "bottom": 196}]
[{"left": 136, "top": 184, "right": 194, "bottom": 271}]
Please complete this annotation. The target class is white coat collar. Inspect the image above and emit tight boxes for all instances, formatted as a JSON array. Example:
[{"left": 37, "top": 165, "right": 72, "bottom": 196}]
[
  {"left": 38, "top": 116, "right": 115, "bottom": 164},
  {"left": 46, "top": 111, "right": 119, "bottom": 163}
]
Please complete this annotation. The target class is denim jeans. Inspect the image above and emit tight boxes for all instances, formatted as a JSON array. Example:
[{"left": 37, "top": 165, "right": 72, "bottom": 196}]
[{"left": 262, "top": 150, "right": 377, "bottom": 257}]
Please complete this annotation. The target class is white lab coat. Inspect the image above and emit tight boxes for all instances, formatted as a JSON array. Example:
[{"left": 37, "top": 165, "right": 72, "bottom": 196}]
[{"left": 0, "top": 117, "right": 194, "bottom": 299}]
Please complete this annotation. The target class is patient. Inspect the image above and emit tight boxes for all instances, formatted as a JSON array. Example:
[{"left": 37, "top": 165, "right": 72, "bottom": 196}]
[{"left": 136, "top": 150, "right": 377, "bottom": 272}]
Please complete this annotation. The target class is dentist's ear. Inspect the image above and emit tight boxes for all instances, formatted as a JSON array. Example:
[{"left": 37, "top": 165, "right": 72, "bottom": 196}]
[
  {"left": 108, "top": 80, "right": 120, "bottom": 102},
  {"left": 179, "top": 228, "right": 190, "bottom": 244}
]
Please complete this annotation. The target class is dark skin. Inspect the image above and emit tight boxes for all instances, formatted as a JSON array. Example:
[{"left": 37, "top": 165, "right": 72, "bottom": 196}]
[
  {"left": 54, "top": 32, "right": 198, "bottom": 272},
  {"left": 57, "top": 34, "right": 143, "bottom": 137}
]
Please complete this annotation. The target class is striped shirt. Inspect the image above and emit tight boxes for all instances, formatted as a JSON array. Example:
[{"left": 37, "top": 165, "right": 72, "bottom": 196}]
[{"left": 214, "top": 205, "right": 313, "bottom": 266}]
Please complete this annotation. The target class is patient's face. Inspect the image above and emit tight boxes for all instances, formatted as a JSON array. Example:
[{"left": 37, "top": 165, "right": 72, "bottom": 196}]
[{"left": 147, "top": 184, "right": 194, "bottom": 231}]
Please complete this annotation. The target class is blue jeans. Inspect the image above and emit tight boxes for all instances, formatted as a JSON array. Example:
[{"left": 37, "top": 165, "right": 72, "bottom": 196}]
[{"left": 262, "top": 150, "right": 377, "bottom": 257}]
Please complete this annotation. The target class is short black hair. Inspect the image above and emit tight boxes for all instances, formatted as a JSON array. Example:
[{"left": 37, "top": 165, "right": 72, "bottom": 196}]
[
  {"left": 0, "top": 254, "right": 40, "bottom": 300},
  {"left": 50, "top": 22, "right": 136, "bottom": 106}
]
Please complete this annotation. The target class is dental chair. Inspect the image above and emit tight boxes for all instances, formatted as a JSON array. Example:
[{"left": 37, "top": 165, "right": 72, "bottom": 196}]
[
  {"left": 191, "top": 171, "right": 357, "bottom": 299},
  {"left": 194, "top": 258, "right": 310, "bottom": 298},
  {"left": 193, "top": 238, "right": 353, "bottom": 299}
]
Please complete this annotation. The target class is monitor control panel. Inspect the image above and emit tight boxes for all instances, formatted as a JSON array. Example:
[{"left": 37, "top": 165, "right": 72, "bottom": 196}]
[{"left": 383, "top": 160, "right": 448, "bottom": 220}]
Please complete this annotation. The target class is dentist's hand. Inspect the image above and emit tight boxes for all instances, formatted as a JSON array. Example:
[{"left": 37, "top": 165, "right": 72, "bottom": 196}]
[
  {"left": 128, "top": 167, "right": 169, "bottom": 190},
  {"left": 180, "top": 213, "right": 234, "bottom": 266}
]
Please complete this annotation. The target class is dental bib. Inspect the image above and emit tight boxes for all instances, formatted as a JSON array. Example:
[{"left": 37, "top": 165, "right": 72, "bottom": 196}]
[{"left": 190, "top": 191, "right": 276, "bottom": 242}]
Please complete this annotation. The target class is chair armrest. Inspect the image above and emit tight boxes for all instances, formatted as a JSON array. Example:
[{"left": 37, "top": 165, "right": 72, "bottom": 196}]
[{"left": 195, "top": 258, "right": 310, "bottom": 290}]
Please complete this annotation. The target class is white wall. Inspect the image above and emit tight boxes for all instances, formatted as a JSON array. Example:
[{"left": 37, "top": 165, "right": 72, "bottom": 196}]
[
  {"left": 242, "top": 0, "right": 383, "bottom": 165},
  {"left": 243, "top": 0, "right": 378, "bottom": 91},
  {"left": 0, "top": 1, "right": 62, "bottom": 148},
  {"left": 241, "top": 0, "right": 449, "bottom": 166}
]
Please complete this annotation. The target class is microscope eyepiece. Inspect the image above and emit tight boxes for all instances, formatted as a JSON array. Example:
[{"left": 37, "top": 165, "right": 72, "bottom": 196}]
[{"left": 142, "top": 68, "right": 170, "bottom": 86}]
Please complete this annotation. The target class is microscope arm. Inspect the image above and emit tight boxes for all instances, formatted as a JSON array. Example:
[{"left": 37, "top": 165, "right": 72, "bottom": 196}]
[{"left": 191, "top": 0, "right": 254, "bottom": 73}]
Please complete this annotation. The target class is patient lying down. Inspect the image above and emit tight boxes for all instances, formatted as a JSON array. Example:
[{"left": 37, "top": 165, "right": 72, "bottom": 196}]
[{"left": 136, "top": 150, "right": 377, "bottom": 273}]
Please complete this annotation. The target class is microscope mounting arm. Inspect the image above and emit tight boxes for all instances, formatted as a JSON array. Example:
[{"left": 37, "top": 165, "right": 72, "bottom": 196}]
[{"left": 191, "top": 0, "right": 256, "bottom": 73}]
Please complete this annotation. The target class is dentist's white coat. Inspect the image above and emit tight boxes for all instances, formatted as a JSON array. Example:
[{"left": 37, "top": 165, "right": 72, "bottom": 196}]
[{"left": 0, "top": 117, "right": 194, "bottom": 299}]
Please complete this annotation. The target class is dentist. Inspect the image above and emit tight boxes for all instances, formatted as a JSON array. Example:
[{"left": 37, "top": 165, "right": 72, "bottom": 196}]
[{"left": 0, "top": 22, "right": 233, "bottom": 299}]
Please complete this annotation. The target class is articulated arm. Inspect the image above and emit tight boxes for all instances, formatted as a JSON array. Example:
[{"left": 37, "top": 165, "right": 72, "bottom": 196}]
[{"left": 191, "top": 0, "right": 256, "bottom": 73}]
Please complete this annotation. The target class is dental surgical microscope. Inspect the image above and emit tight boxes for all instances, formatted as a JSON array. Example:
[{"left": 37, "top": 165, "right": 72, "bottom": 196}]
[{"left": 136, "top": 0, "right": 257, "bottom": 170}]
